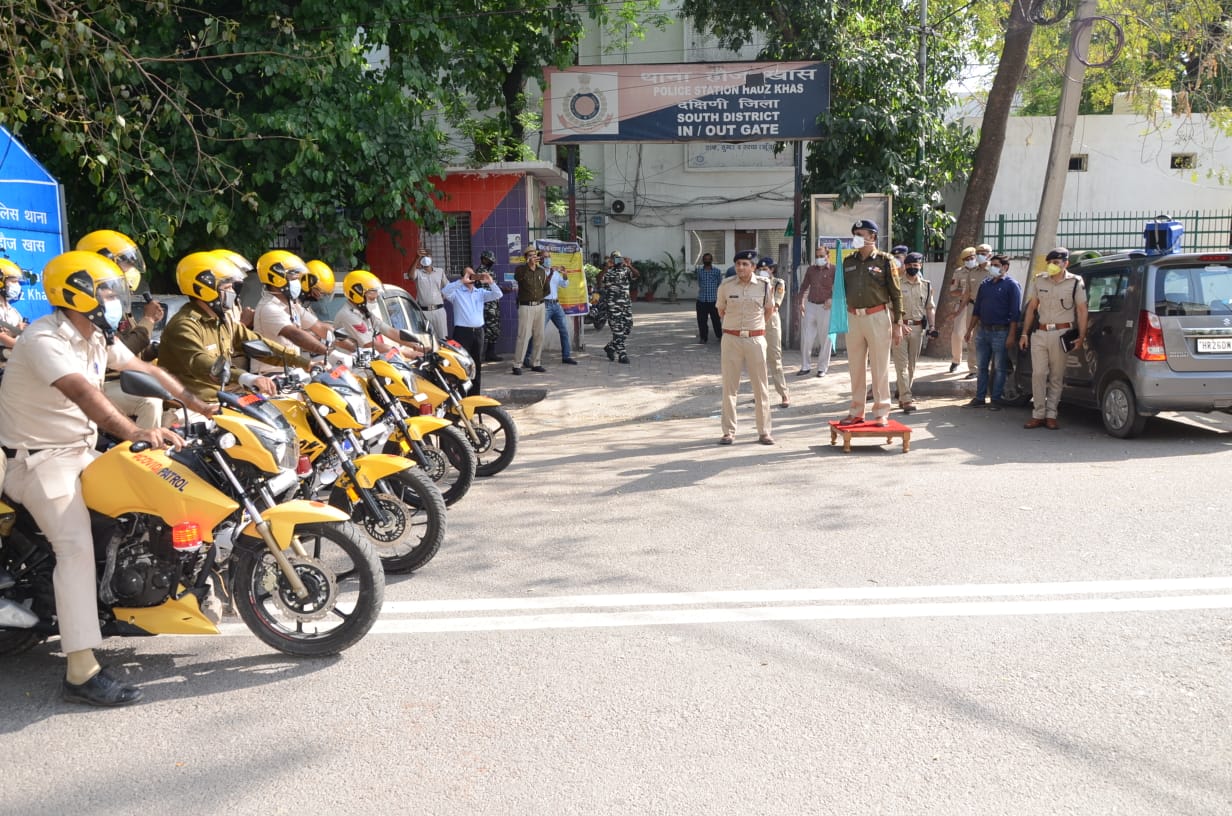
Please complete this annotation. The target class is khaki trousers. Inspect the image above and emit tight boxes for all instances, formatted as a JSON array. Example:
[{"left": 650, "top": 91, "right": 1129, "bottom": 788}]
[
  {"left": 951, "top": 304, "right": 974, "bottom": 368},
  {"left": 892, "top": 325, "right": 926, "bottom": 405},
  {"left": 846, "top": 309, "right": 893, "bottom": 421},
  {"left": 1030, "top": 329, "right": 1068, "bottom": 419},
  {"left": 103, "top": 379, "right": 163, "bottom": 430},
  {"left": 514, "top": 303, "right": 545, "bottom": 368},
  {"left": 3, "top": 448, "right": 102, "bottom": 653},
  {"left": 765, "top": 311, "right": 787, "bottom": 401},
  {"left": 720, "top": 334, "right": 771, "bottom": 437}
]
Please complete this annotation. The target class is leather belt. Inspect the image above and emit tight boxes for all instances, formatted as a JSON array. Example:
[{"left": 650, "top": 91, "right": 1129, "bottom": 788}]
[
  {"left": 519, "top": 300, "right": 544, "bottom": 307},
  {"left": 807, "top": 300, "right": 828, "bottom": 306},
  {"left": 848, "top": 304, "right": 886, "bottom": 316},
  {"left": 905, "top": 319, "right": 925, "bottom": 326},
  {"left": 420, "top": 304, "right": 444, "bottom": 311},
  {"left": 1039, "top": 322, "right": 1072, "bottom": 330},
  {"left": 723, "top": 329, "right": 765, "bottom": 337},
  {"left": 2, "top": 446, "right": 43, "bottom": 458}
]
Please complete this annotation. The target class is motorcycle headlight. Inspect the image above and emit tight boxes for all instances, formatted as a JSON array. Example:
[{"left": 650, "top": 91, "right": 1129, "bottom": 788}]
[
  {"left": 251, "top": 423, "right": 298, "bottom": 471},
  {"left": 343, "top": 389, "right": 371, "bottom": 426}
]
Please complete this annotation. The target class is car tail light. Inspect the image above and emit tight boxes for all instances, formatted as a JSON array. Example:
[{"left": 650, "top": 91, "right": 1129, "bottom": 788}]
[
  {"left": 1135, "top": 311, "right": 1166, "bottom": 361},
  {"left": 171, "top": 521, "right": 203, "bottom": 552},
  {"left": 1196, "top": 254, "right": 1232, "bottom": 262}
]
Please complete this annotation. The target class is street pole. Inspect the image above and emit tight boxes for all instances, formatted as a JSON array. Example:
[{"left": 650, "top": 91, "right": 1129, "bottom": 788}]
[
  {"left": 1029, "top": 0, "right": 1098, "bottom": 277},
  {"left": 914, "top": 0, "right": 927, "bottom": 254}
]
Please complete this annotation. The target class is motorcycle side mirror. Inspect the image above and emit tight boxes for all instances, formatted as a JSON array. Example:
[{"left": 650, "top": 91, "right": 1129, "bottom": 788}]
[
  {"left": 209, "top": 354, "right": 231, "bottom": 386},
  {"left": 119, "top": 369, "right": 176, "bottom": 402}
]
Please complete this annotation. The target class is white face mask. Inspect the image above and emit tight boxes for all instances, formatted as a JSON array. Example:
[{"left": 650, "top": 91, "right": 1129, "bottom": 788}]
[
  {"left": 990, "top": 266, "right": 1004, "bottom": 278},
  {"left": 4, "top": 282, "right": 20, "bottom": 301},
  {"left": 421, "top": 257, "right": 432, "bottom": 268},
  {"left": 103, "top": 299, "right": 124, "bottom": 330},
  {"left": 849, "top": 236, "right": 865, "bottom": 250},
  {"left": 219, "top": 288, "right": 237, "bottom": 311},
  {"left": 964, "top": 258, "right": 978, "bottom": 269},
  {"left": 975, "top": 254, "right": 988, "bottom": 264},
  {"left": 288, "top": 279, "right": 302, "bottom": 300}
]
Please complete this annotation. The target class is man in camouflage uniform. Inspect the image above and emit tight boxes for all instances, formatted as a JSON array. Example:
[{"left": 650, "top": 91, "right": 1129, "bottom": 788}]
[
  {"left": 602, "top": 250, "right": 638, "bottom": 364},
  {"left": 478, "top": 250, "right": 503, "bottom": 362}
]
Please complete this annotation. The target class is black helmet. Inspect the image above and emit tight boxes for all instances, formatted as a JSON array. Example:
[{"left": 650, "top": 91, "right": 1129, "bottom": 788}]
[{"left": 480, "top": 250, "right": 496, "bottom": 265}]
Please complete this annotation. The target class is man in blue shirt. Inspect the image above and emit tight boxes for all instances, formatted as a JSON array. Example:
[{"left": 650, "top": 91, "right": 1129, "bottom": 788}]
[
  {"left": 693, "top": 253, "right": 723, "bottom": 343},
  {"left": 962, "top": 253, "right": 1022, "bottom": 410},
  {"left": 444, "top": 266, "right": 503, "bottom": 393}
]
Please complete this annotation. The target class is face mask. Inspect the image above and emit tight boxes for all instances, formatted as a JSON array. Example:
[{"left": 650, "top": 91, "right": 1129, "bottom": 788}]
[
  {"left": 4, "top": 282, "right": 20, "bottom": 301},
  {"left": 905, "top": 267, "right": 920, "bottom": 277},
  {"left": 219, "top": 288, "right": 237, "bottom": 311},
  {"left": 1046, "top": 262, "right": 1062, "bottom": 276},
  {"left": 288, "top": 280, "right": 302, "bottom": 300},
  {"left": 849, "top": 236, "right": 865, "bottom": 250},
  {"left": 964, "top": 258, "right": 977, "bottom": 269},
  {"left": 990, "top": 266, "right": 1004, "bottom": 278},
  {"left": 103, "top": 299, "right": 124, "bottom": 330},
  {"left": 421, "top": 257, "right": 432, "bottom": 268},
  {"left": 975, "top": 254, "right": 988, "bottom": 264}
]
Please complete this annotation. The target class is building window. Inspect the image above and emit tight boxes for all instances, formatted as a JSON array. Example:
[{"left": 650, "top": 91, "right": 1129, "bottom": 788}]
[
  {"left": 419, "top": 212, "right": 472, "bottom": 277},
  {"left": 687, "top": 229, "right": 725, "bottom": 265},
  {"left": 1170, "top": 153, "right": 1197, "bottom": 170},
  {"left": 1068, "top": 155, "right": 1088, "bottom": 172}
]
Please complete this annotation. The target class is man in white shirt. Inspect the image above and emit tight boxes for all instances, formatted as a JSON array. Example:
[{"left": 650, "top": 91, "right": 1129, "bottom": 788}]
[
  {"left": 412, "top": 255, "right": 448, "bottom": 340},
  {"left": 251, "top": 250, "right": 330, "bottom": 374}
]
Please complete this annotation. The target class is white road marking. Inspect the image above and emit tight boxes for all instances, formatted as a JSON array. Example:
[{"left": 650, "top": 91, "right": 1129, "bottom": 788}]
[{"left": 202, "top": 577, "right": 1232, "bottom": 638}]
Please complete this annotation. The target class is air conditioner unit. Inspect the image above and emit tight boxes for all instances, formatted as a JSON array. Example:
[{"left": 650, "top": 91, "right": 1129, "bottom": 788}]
[{"left": 607, "top": 198, "right": 635, "bottom": 218}]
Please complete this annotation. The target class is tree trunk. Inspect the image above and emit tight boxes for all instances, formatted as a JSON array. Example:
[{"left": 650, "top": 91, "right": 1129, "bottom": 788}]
[{"left": 927, "top": 3, "right": 1035, "bottom": 356}]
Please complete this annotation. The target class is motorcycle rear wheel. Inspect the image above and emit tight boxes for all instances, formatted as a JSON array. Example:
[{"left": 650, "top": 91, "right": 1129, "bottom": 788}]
[
  {"left": 464, "top": 405, "right": 519, "bottom": 477},
  {"left": 231, "top": 521, "right": 383, "bottom": 657},
  {"left": 331, "top": 468, "right": 446, "bottom": 574}
]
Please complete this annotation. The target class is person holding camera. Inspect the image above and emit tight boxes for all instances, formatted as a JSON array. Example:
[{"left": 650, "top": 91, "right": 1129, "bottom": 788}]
[
  {"left": 893, "top": 252, "right": 937, "bottom": 413},
  {"left": 602, "top": 250, "right": 638, "bottom": 364},
  {"left": 444, "top": 266, "right": 503, "bottom": 394}
]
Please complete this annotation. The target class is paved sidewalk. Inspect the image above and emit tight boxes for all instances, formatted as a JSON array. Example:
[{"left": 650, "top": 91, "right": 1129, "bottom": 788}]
[{"left": 485, "top": 301, "right": 977, "bottom": 433}]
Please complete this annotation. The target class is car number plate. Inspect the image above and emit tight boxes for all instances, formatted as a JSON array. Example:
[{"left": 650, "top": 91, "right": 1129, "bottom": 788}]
[{"left": 1196, "top": 338, "right": 1232, "bottom": 353}]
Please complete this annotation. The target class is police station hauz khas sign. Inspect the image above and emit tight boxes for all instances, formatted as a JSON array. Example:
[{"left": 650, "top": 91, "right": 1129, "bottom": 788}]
[{"left": 543, "top": 62, "right": 830, "bottom": 144}]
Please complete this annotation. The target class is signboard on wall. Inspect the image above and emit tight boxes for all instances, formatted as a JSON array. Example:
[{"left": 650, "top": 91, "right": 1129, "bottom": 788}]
[
  {"left": 686, "top": 142, "right": 795, "bottom": 171},
  {"left": 530, "top": 238, "right": 589, "bottom": 316},
  {"left": 544, "top": 62, "right": 830, "bottom": 144},
  {"left": 0, "top": 125, "right": 67, "bottom": 322}
]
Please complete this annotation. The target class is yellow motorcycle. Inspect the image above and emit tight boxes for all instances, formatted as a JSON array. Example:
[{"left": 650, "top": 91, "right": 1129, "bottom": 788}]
[
  {"left": 0, "top": 370, "right": 384, "bottom": 658},
  {"left": 263, "top": 362, "right": 447, "bottom": 574},
  {"left": 349, "top": 347, "right": 477, "bottom": 506},
  {"left": 414, "top": 339, "right": 518, "bottom": 477}
]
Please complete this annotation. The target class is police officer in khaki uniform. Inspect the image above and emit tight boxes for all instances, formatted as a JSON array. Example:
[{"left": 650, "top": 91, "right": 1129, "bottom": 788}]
[
  {"left": 716, "top": 249, "right": 774, "bottom": 445},
  {"left": 756, "top": 256, "right": 789, "bottom": 408},
  {"left": 838, "top": 220, "right": 905, "bottom": 427},
  {"left": 1020, "top": 247, "right": 1088, "bottom": 429},
  {"left": 893, "top": 252, "right": 937, "bottom": 412},
  {"left": 948, "top": 246, "right": 980, "bottom": 375},
  {"left": 0, "top": 251, "right": 212, "bottom": 706}
]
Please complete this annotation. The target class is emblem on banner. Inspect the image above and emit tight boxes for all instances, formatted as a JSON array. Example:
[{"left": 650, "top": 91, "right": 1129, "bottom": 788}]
[{"left": 557, "top": 73, "right": 617, "bottom": 135}]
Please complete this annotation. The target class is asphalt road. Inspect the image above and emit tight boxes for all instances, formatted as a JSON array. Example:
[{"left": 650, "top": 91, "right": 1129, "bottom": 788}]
[{"left": 2, "top": 310, "right": 1230, "bottom": 814}]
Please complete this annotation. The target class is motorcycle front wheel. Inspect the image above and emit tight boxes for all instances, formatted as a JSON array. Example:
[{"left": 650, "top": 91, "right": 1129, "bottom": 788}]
[
  {"left": 386, "top": 424, "right": 476, "bottom": 507},
  {"left": 331, "top": 468, "right": 446, "bottom": 574},
  {"left": 464, "top": 405, "right": 519, "bottom": 477},
  {"left": 231, "top": 521, "right": 383, "bottom": 657}
]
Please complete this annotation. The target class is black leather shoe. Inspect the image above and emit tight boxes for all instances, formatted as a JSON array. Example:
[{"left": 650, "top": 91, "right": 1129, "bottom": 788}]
[
  {"left": 531, "top": 365, "right": 547, "bottom": 373},
  {"left": 511, "top": 366, "right": 523, "bottom": 375},
  {"left": 63, "top": 668, "right": 143, "bottom": 707},
  {"left": 948, "top": 363, "right": 959, "bottom": 373},
  {"left": 604, "top": 346, "right": 616, "bottom": 361},
  {"left": 618, "top": 355, "right": 630, "bottom": 364},
  {"left": 562, "top": 358, "right": 579, "bottom": 365},
  {"left": 485, "top": 353, "right": 503, "bottom": 363}
]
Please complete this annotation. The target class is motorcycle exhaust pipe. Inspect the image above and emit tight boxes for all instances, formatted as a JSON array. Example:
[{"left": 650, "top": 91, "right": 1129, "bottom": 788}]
[{"left": 0, "top": 598, "right": 38, "bottom": 629}]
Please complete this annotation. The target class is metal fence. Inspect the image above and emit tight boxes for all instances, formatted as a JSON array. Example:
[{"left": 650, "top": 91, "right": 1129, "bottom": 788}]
[{"left": 975, "top": 210, "right": 1232, "bottom": 256}]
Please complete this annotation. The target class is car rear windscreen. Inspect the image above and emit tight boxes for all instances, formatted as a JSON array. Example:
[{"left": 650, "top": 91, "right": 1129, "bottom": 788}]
[{"left": 1154, "top": 262, "right": 1232, "bottom": 316}]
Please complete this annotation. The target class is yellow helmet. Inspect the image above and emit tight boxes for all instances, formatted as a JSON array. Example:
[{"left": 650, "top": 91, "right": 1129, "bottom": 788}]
[
  {"left": 43, "top": 251, "right": 130, "bottom": 335},
  {"left": 304, "top": 260, "right": 335, "bottom": 297},
  {"left": 256, "top": 249, "right": 308, "bottom": 292},
  {"left": 343, "top": 269, "right": 381, "bottom": 306},
  {"left": 177, "top": 251, "right": 242, "bottom": 317},
  {"left": 212, "top": 249, "right": 254, "bottom": 275},
  {"left": 77, "top": 229, "right": 147, "bottom": 292},
  {"left": 0, "top": 258, "right": 23, "bottom": 281}
]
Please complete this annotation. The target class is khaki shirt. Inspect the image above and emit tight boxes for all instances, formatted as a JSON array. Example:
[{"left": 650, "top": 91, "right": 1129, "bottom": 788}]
[
  {"left": 756, "top": 270, "right": 787, "bottom": 307},
  {"left": 0, "top": 311, "right": 135, "bottom": 450},
  {"left": 901, "top": 277, "right": 934, "bottom": 322},
  {"left": 252, "top": 292, "right": 320, "bottom": 374},
  {"left": 159, "top": 302, "right": 304, "bottom": 401},
  {"left": 950, "top": 265, "right": 982, "bottom": 304},
  {"left": 717, "top": 276, "right": 771, "bottom": 333},
  {"left": 1034, "top": 272, "right": 1085, "bottom": 326},
  {"left": 333, "top": 300, "right": 394, "bottom": 348},
  {"left": 842, "top": 249, "right": 903, "bottom": 320}
]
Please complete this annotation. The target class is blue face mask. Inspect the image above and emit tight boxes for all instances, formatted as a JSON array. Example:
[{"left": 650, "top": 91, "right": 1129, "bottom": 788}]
[
  {"left": 288, "top": 280, "right": 302, "bottom": 300},
  {"left": 103, "top": 299, "right": 124, "bottom": 330}
]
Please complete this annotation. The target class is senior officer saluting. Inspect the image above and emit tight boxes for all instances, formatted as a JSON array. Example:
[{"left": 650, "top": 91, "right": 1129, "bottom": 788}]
[
  {"left": 716, "top": 249, "right": 775, "bottom": 445},
  {"left": 838, "top": 219, "right": 905, "bottom": 428},
  {"left": 0, "top": 251, "right": 212, "bottom": 706}
]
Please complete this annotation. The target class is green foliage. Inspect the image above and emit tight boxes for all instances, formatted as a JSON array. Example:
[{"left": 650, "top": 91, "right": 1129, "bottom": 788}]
[
  {"left": 660, "top": 249, "right": 687, "bottom": 300},
  {"left": 634, "top": 258, "right": 666, "bottom": 298},
  {"left": 683, "top": 0, "right": 979, "bottom": 249}
]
